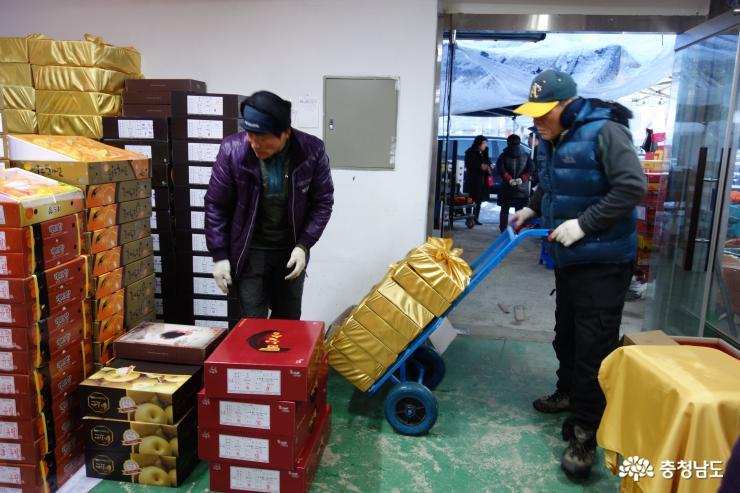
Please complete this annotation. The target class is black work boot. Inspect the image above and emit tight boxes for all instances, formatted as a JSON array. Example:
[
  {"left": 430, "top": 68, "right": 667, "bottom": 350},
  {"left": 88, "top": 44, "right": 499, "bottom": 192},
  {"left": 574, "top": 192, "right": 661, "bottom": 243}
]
[
  {"left": 561, "top": 424, "right": 597, "bottom": 480},
  {"left": 533, "top": 389, "right": 570, "bottom": 413}
]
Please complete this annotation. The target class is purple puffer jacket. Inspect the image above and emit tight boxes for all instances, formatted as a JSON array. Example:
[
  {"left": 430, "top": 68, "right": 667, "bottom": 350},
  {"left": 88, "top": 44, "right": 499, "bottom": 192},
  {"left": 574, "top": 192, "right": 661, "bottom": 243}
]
[{"left": 204, "top": 129, "right": 334, "bottom": 279}]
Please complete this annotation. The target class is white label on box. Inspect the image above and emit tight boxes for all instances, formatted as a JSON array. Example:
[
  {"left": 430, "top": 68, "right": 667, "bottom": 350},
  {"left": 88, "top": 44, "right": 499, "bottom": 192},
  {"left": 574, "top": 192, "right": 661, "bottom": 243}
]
[
  {"left": 193, "top": 277, "right": 222, "bottom": 296},
  {"left": 0, "top": 307, "right": 10, "bottom": 325},
  {"left": 0, "top": 258, "right": 7, "bottom": 275},
  {"left": 0, "top": 422, "right": 18, "bottom": 440},
  {"left": 151, "top": 194, "right": 156, "bottom": 208},
  {"left": 0, "top": 139, "right": 4, "bottom": 160},
  {"left": 193, "top": 256, "right": 214, "bottom": 274},
  {"left": 193, "top": 298, "right": 227, "bottom": 317},
  {"left": 192, "top": 234, "right": 208, "bottom": 252},
  {"left": 191, "top": 211, "right": 205, "bottom": 229},
  {"left": 189, "top": 166, "right": 212, "bottom": 185},
  {"left": 0, "top": 113, "right": 4, "bottom": 134},
  {"left": 0, "top": 377, "right": 14, "bottom": 395},
  {"left": 0, "top": 465, "right": 21, "bottom": 485},
  {"left": 0, "top": 353, "right": 12, "bottom": 372},
  {"left": 0, "top": 163, "right": 6, "bottom": 171},
  {"left": 220, "top": 401, "right": 271, "bottom": 430},
  {"left": 0, "top": 487, "right": 21, "bottom": 493},
  {"left": 0, "top": 332, "right": 11, "bottom": 351},
  {"left": 154, "top": 255, "right": 162, "bottom": 274},
  {"left": 636, "top": 206, "right": 646, "bottom": 221},
  {"left": 230, "top": 465, "right": 280, "bottom": 492},
  {"left": 0, "top": 232, "right": 5, "bottom": 251},
  {"left": 118, "top": 120, "right": 154, "bottom": 139},
  {"left": 187, "top": 119, "right": 224, "bottom": 139},
  {"left": 0, "top": 443, "right": 21, "bottom": 461},
  {"left": 188, "top": 142, "right": 220, "bottom": 163},
  {"left": 187, "top": 95, "right": 224, "bottom": 116},
  {"left": 0, "top": 399, "right": 15, "bottom": 417},
  {"left": 150, "top": 214, "right": 157, "bottom": 230},
  {"left": 155, "top": 277, "right": 162, "bottom": 294},
  {"left": 195, "top": 319, "right": 229, "bottom": 328},
  {"left": 218, "top": 434, "right": 270, "bottom": 463},
  {"left": 227, "top": 369, "right": 281, "bottom": 396},
  {"left": 124, "top": 144, "right": 153, "bottom": 158},
  {"left": 152, "top": 233, "right": 161, "bottom": 252},
  {"left": 0, "top": 282, "right": 8, "bottom": 300},
  {"left": 190, "top": 189, "right": 207, "bottom": 208},
  {"left": 155, "top": 298, "right": 164, "bottom": 316},
  {"left": 0, "top": 207, "right": 5, "bottom": 226}
]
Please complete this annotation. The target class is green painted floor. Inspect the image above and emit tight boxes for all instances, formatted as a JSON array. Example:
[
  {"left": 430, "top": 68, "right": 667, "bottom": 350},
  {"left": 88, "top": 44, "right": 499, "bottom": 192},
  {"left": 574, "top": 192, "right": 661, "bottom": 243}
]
[{"left": 91, "top": 337, "right": 620, "bottom": 493}]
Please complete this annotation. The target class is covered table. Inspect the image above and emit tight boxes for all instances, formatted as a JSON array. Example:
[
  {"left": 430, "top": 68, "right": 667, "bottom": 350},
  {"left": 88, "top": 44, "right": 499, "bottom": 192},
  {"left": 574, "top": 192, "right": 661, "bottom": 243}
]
[{"left": 597, "top": 345, "right": 740, "bottom": 493}]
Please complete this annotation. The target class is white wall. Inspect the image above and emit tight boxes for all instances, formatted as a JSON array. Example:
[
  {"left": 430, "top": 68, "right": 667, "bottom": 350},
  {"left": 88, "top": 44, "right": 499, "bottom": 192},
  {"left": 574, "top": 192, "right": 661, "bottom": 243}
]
[
  {"left": 442, "top": 0, "right": 709, "bottom": 15},
  {"left": 1, "top": 0, "right": 441, "bottom": 324}
]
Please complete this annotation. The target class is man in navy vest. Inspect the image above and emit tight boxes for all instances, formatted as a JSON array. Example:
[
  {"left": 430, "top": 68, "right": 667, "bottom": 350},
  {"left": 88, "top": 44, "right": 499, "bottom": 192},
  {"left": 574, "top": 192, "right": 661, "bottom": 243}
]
[{"left": 511, "top": 69, "right": 646, "bottom": 479}]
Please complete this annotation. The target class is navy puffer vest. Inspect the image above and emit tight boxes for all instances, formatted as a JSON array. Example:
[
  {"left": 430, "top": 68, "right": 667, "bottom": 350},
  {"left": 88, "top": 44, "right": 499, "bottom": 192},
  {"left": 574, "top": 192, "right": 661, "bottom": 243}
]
[{"left": 539, "top": 100, "right": 637, "bottom": 268}]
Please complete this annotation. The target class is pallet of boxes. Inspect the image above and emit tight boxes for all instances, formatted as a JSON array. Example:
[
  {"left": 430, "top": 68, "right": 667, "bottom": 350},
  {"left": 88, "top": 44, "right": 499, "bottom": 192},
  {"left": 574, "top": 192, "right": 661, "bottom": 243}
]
[
  {"left": 0, "top": 36, "right": 38, "bottom": 135},
  {"left": 0, "top": 168, "right": 89, "bottom": 492},
  {"left": 200, "top": 319, "right": 330, "bottom": 493},
  {"left": 76, "top": 321, "right": 226, "bottom": 487},
  {"left": 7, "top": 134, "right": 155, "bottom": 370}
]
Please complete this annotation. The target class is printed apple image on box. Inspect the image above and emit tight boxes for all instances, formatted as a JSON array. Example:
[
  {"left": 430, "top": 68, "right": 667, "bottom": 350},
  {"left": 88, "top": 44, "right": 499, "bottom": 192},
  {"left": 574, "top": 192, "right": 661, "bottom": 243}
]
[{"left": 78, "top": 359, "right": 202, "bottom": 425}]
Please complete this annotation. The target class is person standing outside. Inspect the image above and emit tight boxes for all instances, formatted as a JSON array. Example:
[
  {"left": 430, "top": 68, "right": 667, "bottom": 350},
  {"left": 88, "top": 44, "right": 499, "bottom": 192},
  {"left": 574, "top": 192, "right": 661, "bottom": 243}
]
[
  {"left": 463, "top": 135, "right": 492, "bottom": 226},
  {"left": 496, "top": 134, "right": 532, "bottom": 232},
  {"left": 511, "top": 69, "right": 646, "bottom": 479},
  {"left": 205, "top": 90, "right": 334, "bottom": 320}
]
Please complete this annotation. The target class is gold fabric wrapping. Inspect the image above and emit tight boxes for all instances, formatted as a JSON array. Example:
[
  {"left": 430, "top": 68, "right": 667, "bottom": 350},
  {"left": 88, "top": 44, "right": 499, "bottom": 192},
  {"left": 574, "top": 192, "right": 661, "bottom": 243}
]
[
  {"left": 326, "top": 349, "right": 375, "bottom": 392},
  {"left": 37, "top": 91, "right": 121, "bottom": 116},
  {"left": 327, "top": 239, "right": 471, "bottom": 391},
  {"left": 597, "top": 346, "right": 740, "bottom": 493},
  {"left": 1, "top": 86, "right": 35, "bottom": 110},
  {"left": 4, "top": 109, "right": 37, "bottom": 133},
  {"left": 28, "top": 34, "right": 141, "bottom": 74},
  {"left": 0, "top": 37, "right": 30, "bottom": 63},
  {"left": 31, "top": 65, "right": 142, "bottom": 94},
  {"left": 392, "top": 263, "right": 450, "bottom": 316},
  {"left": 404, "top": 237, "right": 471, "bottom": 303},
  {"left": 0, "top": 62, "right": 33, "bottom": 86},
  {"left": 37, "top": 113, "right": 102, "bottom": 138}
]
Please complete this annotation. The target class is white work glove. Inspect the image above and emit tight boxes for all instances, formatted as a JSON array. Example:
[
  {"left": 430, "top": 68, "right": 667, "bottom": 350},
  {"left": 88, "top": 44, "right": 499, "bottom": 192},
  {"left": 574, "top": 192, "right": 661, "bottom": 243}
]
[
  {"left": 213, "top": 259, "right": 232, "bottom": 295},
  {"left": 285, "top": 247, "right": 307, "bottom": 281},
  {"left": 509, "top": 179, "right": 517, "bottom": 187},
  {"left": 515, "top": 178, "right": 523, "bottom": 186},
  {"left": 550, "top": 219, "right": 586, "bottom": 247},
  {"left": 510, "top": 207, "right": 536, "bottom": 231}
]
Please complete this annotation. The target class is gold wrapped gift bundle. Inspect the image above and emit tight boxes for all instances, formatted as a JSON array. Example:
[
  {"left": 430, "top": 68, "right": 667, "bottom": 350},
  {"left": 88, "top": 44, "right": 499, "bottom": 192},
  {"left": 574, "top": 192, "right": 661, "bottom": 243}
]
[
  {"left": 326, "top": 238, "right": 471, "bottom": 391},
  {"left": 28, "top": 34, "right": 141, "bottom": 74}
]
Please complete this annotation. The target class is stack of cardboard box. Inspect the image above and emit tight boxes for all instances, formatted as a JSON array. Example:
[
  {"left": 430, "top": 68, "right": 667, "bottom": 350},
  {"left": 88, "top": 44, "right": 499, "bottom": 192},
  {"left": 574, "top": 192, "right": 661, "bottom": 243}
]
[
  {"left": 78, "top": 321, "right": 225, "bottom": 488},
  {"left": 103, "top": 79, "right": 207, "bottom": 323},
  {"left": 0, "top": 168, "right": 87, "bottom": 492},
  {"left": 170, "top": 91, "right": 245, "bottom": 328},
  {"left": 8, "top": 134, "right": 155, "bottom": 369},
  {"left": 0, "top": 95, "right": 7, "bottom": 168},
  {"left": 200, "top": 319, "right": 331, "bottom": 493},
  {"left": 636, "top": 160, "right": 669, "bottom": 283},
  {"left": 28, "top": 35, "right": 142, "bottom": 138},
  {"left": 0, "top": 36, "right": 37, "bottom": 134}
]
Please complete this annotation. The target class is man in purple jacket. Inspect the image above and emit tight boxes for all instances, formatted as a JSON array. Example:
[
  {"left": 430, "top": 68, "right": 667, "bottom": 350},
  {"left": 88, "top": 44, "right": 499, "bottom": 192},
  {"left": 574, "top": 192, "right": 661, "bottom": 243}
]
[{"left": 204, "top": 91, "right": 334, "bottom": 320}]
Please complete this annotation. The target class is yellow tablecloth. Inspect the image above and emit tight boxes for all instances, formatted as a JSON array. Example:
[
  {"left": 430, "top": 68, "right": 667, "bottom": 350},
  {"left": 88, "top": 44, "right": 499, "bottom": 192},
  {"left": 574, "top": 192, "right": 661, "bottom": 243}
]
[{"left": 597, "top": 345, "right": 740, "bottom": 493}]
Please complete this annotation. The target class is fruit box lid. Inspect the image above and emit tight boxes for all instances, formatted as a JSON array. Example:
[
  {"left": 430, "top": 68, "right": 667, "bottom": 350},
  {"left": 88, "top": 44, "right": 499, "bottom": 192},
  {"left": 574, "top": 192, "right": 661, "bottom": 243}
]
[
  {"left": 116, "top": 322, "right": 226, "bottom": 349},
  {"left": 8, "top": 134, "right": 148, "bottom": 163},
  {"left": 206, "top": 319, "right": 324, "bottom": 369},
  {"left": 80, "top": 358, "right": 201, "bottom": 394},
  {"left": 0, "top": 168, "right": 84, "bottom": 206}
]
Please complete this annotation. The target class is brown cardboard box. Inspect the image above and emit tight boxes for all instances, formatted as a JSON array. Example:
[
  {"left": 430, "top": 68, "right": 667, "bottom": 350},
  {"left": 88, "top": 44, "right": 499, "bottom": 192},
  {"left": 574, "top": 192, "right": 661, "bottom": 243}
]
[
  {"left": 81, "top": 179, "right": 152, "bottom": 208},
  {"left": 170, "top": 117, "right": 241, "bottom": 141},
  {"left": 85, "top": 197, "right": 152, "bottom": 231},
  {"left": 91, "top": 274, "right": 155, "bottom": 322},
  {"left": 171, "top": 92, "right": 245, "bottom": 118},
  {"left": 88, "top": 235, "right": 153, "bottom": 277},
  {"left": 622, "top": 330, "right": 679, "bottom": 346},
  {"left": 672, "top": 336, "right": 740, "bottom": 359},
  {"left": 82, "top": 217, "right": 150, "bottom": 255},
  {"left": 125, "top": 79, "right": 206, "bottom": 93},
  {"left": 90, "top": 255, "right": 154, "bottom": 300},
  {"left": 122, "top": 91, "right": 172, "bottom": 105},
  {"left": 122, "top": 104, "right": 172, "bottom": 118},
  {"left": 114, "top": 322, "right": 226, "bottom": 364},
  {"left": 102, "top": 117, "right": 168, "bottom": 141}
]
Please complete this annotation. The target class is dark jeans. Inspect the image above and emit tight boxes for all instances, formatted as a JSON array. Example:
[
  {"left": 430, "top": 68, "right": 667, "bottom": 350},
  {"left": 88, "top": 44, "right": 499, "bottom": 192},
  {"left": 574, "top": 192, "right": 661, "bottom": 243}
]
[
  {"left": 238, "top": 249, "right": 305, "bottom": 320},
  {"left": 553, "top": 262, "right": 632, "bottom": 430},
  {"left": 499, "top": 204, "right": 524, "bottom": 232}
]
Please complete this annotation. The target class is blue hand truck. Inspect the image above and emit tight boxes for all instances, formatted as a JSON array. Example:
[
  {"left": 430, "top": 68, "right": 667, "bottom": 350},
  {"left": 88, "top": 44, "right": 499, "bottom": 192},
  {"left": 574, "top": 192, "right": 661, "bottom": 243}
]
[{"left": 366, "top": 227, "right": 550, "bottom": 436}]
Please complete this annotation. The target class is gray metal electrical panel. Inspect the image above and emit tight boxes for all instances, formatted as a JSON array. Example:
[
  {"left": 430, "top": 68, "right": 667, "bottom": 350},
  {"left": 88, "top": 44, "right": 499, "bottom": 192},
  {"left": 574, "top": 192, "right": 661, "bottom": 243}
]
[{"left": 323, "top": 77, "right": 398, "bottom": 170}]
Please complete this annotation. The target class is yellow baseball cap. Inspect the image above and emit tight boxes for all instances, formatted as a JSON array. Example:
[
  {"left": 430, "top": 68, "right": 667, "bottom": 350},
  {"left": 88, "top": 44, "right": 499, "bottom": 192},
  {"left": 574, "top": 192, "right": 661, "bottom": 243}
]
[{"left": 514, "top": 69, "right": 577, "bottom": 118}]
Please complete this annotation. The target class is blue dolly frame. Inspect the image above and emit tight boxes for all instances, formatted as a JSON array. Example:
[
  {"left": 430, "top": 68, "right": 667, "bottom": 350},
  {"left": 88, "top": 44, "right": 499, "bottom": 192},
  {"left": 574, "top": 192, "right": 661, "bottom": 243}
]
[{"left": 368, "top": 227, "right": 550, "bottom": 436}]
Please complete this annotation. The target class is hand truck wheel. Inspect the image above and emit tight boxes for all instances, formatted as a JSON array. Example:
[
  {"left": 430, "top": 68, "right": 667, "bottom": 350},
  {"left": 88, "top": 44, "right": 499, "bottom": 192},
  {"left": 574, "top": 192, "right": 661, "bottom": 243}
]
[
  {"left": 406, "top": 345, "right": 446, "bottom": 390},
  {"left": 466, "top": 217, "right": 475, "bottom": 229},
  {"left": 384, "top": 382, "right": 438, "bottom": 436}
]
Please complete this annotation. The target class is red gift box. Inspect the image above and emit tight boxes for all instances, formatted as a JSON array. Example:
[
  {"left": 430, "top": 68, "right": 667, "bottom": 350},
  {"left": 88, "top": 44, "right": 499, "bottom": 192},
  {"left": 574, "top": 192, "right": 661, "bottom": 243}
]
[
  {"left": 209, "top": 404, "right": 331, "bottom": 493},
  {"left": 198, "top": 356, "right": 327, "bottom": 436},
  {"left": 0, "top": 451, "right": 84, "bottom": 492},
  {"left": 0, "top": 367, "right": 83, "bottom": 418},
  {"left": 0, "top": 299, "right": 89, "bottom": 354},
  {"left": 0, "top": 213, "right": 83, "bottom": 273},
  {"left": 204, "top": 319, "right": 324, "bottom": 401}
]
